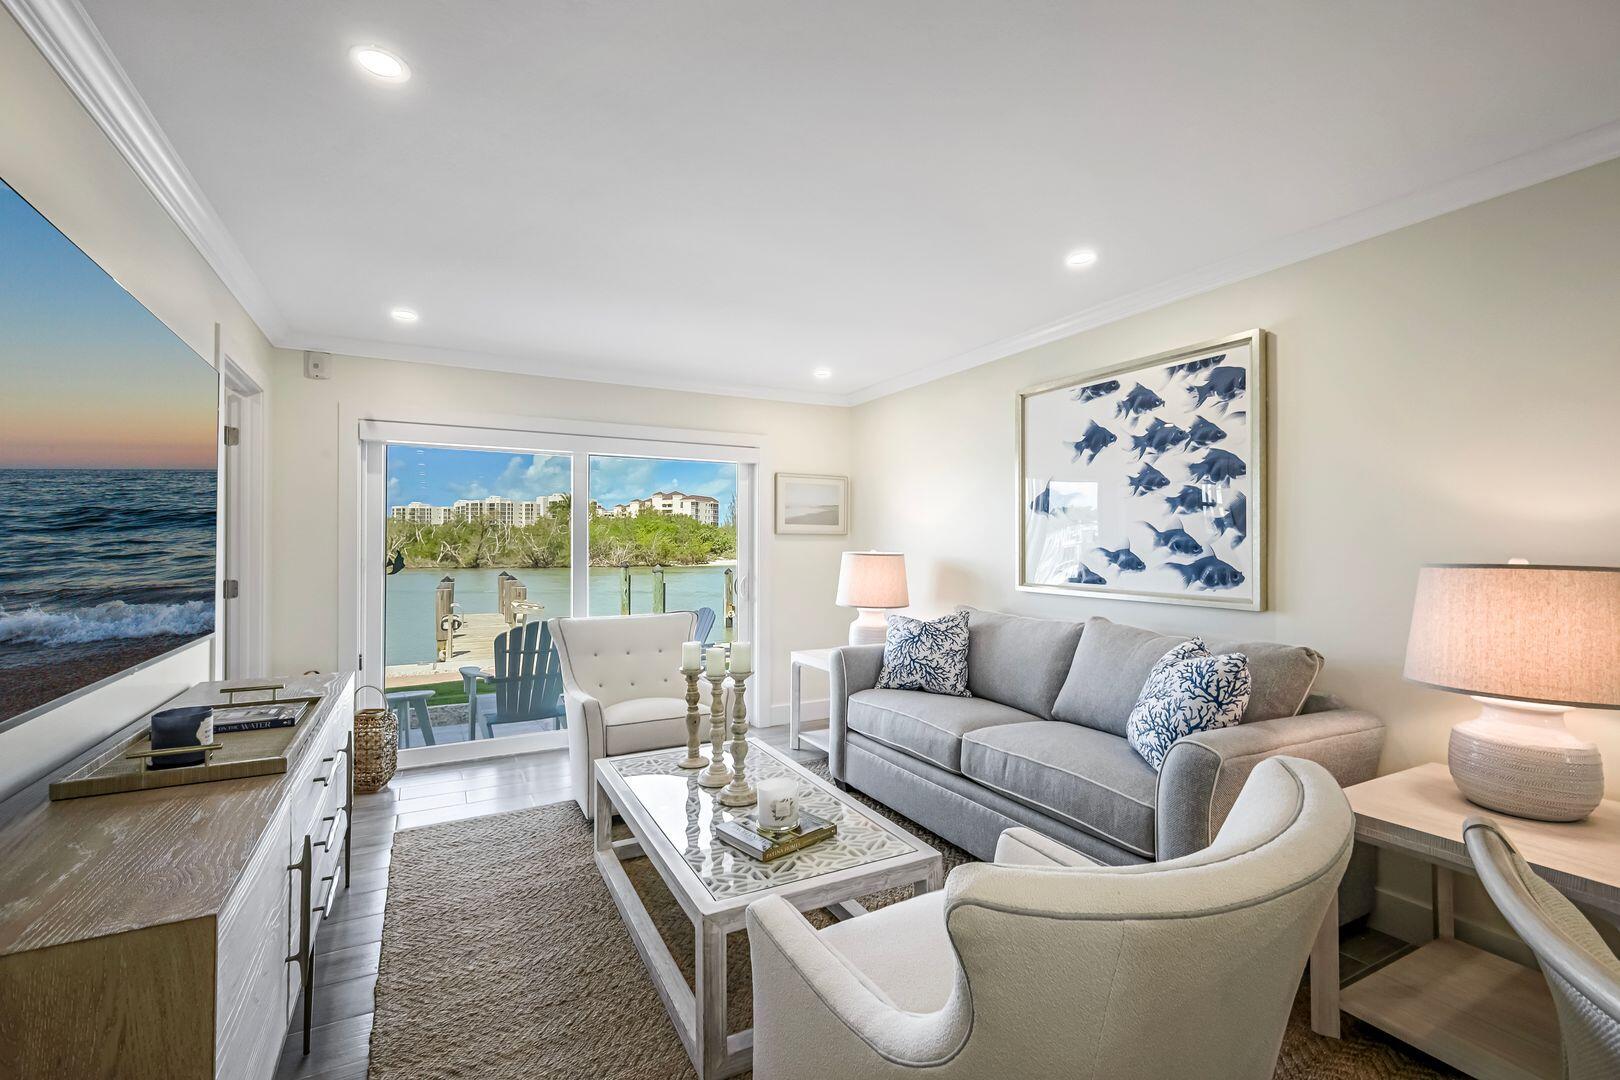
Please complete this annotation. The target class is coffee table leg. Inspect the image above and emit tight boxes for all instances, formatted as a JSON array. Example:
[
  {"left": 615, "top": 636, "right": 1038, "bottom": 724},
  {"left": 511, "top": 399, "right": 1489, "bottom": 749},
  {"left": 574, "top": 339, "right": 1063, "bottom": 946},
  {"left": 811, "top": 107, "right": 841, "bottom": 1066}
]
[
  {"left": 695, "top": 920, "right": 727, "bottom": 1078},
  {"left": 593, "top": 778, "right": 612, "bottom": 853}
]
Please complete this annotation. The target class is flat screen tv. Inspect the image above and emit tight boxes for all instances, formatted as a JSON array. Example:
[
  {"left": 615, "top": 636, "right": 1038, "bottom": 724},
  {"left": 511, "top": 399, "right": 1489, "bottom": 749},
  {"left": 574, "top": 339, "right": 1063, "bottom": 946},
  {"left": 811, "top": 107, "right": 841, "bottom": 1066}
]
[{"left": 0, "top": 177, "right": 219, "bottom": 730}]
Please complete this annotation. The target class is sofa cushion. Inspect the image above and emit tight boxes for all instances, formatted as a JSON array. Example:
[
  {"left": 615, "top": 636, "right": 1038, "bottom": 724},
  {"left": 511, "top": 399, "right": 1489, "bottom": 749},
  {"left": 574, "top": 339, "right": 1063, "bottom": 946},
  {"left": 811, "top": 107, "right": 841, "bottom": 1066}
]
[
  {"left": 957, "top": 607, "right": 1085, "bottom": 720},
  {"left": 1052, "top": 616, "right": 1324, "bottom": 734},
  {"left": 846, "top": 688, "right": 1035, "bottom": 774},
  {"left": 960, "top": 721, "right": 1159, "bottom": 858},
  {"left": 1126, "top": 640, "right": 1251, "bottom": 771}
]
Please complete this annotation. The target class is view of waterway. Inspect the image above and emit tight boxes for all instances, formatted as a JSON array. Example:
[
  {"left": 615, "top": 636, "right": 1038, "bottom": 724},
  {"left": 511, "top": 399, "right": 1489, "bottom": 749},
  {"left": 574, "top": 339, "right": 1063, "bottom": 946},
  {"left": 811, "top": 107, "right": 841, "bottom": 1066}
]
[{"left": 384, "top": 565, "right": 730, "bottom": 666}]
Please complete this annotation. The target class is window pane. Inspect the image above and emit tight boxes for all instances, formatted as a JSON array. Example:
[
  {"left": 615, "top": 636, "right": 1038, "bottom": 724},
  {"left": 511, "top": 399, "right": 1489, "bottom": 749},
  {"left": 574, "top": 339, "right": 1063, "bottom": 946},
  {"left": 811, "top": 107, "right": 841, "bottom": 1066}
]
[
  {"left": 586, "top": 455, "right": 737, "bottom": 641},
  {"left": 383, "top": 446, "right": 571, "bottom": 747}
]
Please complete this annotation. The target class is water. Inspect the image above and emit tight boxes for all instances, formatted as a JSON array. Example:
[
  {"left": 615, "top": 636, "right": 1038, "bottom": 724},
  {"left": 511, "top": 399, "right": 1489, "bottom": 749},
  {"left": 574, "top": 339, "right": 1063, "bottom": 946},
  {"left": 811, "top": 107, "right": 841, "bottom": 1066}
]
[
  {"left": 384, "top": 564, "right": 732, "bottom": 666},
  {"left": 0, "top": 468, "right": 216, "bottom": 721}
]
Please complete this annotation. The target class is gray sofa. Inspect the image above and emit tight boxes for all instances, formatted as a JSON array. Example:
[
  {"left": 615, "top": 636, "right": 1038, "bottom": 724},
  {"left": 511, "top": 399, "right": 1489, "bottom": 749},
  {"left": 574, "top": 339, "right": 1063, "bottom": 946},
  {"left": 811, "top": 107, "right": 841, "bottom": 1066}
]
[{"left": 828, "top": 609, "right": 1385, "bottom": 912}]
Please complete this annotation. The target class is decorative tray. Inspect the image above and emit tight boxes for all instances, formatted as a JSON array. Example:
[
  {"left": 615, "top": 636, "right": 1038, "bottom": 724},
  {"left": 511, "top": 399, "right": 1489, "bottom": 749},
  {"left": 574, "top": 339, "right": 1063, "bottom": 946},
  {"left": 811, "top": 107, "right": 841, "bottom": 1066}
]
[{"left": 48, "top": 683, "right": 324, "bottom": 801}]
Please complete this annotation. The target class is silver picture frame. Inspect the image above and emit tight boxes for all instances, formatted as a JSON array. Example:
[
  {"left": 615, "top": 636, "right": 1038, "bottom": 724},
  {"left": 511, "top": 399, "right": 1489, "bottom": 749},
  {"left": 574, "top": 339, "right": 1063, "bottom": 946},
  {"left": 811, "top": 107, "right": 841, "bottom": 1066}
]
[
  {"left": 1015, "top": 328, "right": 1267, "bottom": 611},
  {"left": 774, "top": 472, "right": 849, "bottom": 535}
]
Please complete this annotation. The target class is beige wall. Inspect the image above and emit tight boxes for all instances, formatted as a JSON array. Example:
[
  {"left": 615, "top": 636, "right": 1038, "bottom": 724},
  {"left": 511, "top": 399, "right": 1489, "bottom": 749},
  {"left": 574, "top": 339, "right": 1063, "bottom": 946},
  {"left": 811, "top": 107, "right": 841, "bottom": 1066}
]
[
  {"left": 851, "top": 158, "right": 1620, "bottom": 949},
  {"left": 0, "top": 12, "right": 281, "bottom": 800},
  {"left": 267, "top": 353, "right": 855, "bottom": 712}
]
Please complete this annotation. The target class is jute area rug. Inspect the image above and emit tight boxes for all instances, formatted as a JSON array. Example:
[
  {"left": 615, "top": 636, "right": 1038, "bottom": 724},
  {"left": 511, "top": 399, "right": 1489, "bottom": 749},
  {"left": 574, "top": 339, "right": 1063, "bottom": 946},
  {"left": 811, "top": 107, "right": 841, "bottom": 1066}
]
[{"left": 369, "top": 765, "right": 1459, "bottom": 1079}]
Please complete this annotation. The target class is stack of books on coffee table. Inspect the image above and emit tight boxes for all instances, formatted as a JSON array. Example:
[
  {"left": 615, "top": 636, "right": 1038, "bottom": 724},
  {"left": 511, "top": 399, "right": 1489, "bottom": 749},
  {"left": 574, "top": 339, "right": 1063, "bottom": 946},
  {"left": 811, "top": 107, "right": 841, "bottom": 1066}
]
[{"left": 716, "top": 811, "right": 836, "bottom": 862}]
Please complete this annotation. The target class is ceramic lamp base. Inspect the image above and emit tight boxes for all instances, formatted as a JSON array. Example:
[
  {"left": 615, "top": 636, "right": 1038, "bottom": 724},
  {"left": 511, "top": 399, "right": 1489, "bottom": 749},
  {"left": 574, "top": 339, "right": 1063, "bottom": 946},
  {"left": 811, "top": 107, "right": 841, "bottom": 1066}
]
[
  {"left": 1448, "top": 698, "right": 1604, "bottom": 822},
  {"left": 848, "top": 608, "right": 889, "bottom": 646}
]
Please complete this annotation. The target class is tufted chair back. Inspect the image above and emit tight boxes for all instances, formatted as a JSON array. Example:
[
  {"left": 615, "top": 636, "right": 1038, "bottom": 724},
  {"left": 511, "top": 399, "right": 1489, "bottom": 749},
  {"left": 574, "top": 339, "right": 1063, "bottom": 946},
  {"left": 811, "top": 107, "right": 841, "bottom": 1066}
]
[{"left": 550, "top": 612, "right": 697, "bottom": 708}]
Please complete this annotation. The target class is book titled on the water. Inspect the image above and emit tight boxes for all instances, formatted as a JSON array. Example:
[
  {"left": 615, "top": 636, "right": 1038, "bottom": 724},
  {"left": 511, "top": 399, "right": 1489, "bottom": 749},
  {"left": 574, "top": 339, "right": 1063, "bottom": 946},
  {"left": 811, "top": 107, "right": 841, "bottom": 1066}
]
[
  {"left": 211, "top": 703, "right": 303, "bottom": 734},
  {"left": 716, "top": 810, "right": 837, "bottom": 862}
]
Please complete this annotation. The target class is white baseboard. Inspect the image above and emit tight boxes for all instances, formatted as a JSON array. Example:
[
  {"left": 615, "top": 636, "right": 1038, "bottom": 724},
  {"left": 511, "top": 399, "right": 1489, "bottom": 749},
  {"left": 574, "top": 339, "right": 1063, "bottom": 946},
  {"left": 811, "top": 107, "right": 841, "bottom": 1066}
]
[
  {"left": 761, "top": 697, "right": 828, "bottom": 729},
  {"left": 1367, "top": 884, "right": 1533, "bottom": 968}
]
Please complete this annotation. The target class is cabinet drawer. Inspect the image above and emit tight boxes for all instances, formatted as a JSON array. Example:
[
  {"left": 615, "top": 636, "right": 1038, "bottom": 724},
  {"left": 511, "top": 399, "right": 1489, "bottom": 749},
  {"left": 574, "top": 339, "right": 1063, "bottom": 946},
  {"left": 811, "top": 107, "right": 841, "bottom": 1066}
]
[{"left": 218, "top": 804, "right": 290, "bottom": 1031}]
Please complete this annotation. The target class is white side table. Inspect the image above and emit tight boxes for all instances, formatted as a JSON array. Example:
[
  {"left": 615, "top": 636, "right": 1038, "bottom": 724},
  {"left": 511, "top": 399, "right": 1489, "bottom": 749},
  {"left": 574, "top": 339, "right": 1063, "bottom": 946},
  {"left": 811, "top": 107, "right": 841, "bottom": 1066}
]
[
  {"left": 788, "top": 648, "right": 838, "bottom": 753},
  {"left": 1311, "top": 762, "right": 1620, "bottom": 1079}
]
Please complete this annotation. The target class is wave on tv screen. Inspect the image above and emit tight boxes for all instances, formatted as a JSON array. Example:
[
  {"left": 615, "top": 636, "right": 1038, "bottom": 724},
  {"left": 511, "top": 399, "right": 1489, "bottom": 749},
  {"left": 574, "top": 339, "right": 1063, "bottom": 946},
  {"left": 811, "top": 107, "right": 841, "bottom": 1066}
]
[{"left": 0, "top": 177, "right": 218, "bottom": 727}]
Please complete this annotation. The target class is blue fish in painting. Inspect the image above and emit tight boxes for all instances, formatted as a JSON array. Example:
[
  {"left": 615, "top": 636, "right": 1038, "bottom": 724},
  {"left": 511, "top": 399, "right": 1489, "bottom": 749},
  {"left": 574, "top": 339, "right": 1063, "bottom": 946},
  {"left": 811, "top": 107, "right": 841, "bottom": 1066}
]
[
  {"left": 1166, "top": 555, "right": 1246, "bottom": 590},
  {"left": 1126, "top": 462, "right": 1170, "bottom": 495},
  {"left": 1189, "top": 366, "right": 1247, "bottom": 409},
  {"left": 1114, "top": 382, "right": 1165, "bottom": 424},
  {"left": 1129, "top": 419, "right": 1189, "bottom": 459},
  {"left": 1184, "top": 415, "right": 1227, "bottom": 451},
  {"left": 1163, "top": 485, "right": 1209, "bottom": 515},
  {"left": 1187, "top": 448, "right": 1247, "bottom": 485},
  {"left": 1068, "top": 562, "right": 1107, "bottom": 585},
  {"left": 1073, "top": 378, "right": 1120, "bottom": 403},
  {"left": 1095, "top": 543, "right": 1146, "bottom": 573},
  {"left": 1029, "top": 480, "right": 1054, "bottom": 515},
  {"left": 1213, "top": 491, "right": 1248, "bottom": 545},
  {"left": 1070, "top": 420, "right": 1117, "bottom": 464},
  {"left": 1142, "top": 521, "right": 1205, "bottom": 556},
  {"left": 1166, "top": 353, "right": 1225, "bottom": 380}
]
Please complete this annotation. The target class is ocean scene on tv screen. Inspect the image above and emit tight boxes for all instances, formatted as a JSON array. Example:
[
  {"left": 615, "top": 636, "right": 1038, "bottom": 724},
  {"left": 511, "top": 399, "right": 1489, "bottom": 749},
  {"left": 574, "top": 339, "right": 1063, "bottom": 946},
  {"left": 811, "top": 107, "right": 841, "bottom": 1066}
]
[{"left": 0, "top": 178, "right": 217, "bottom": 726}]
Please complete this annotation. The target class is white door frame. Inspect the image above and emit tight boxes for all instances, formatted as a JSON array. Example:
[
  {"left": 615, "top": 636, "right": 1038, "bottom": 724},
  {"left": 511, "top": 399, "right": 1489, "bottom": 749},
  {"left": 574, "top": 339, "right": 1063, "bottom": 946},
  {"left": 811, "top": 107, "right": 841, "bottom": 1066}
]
[
  {"left": 342, "top": 405, "right": 767, "bottom": 768},
  {"left": 217, "top": 337, "right": 268, "bottom": 680}
]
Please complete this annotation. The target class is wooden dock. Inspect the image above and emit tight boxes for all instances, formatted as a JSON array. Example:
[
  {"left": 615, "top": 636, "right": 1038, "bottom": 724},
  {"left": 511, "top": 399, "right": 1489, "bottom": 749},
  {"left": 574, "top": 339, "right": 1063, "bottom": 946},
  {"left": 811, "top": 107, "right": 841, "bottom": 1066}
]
[{"left": 387, "top": 611, "right": 519, "bottom": 686}]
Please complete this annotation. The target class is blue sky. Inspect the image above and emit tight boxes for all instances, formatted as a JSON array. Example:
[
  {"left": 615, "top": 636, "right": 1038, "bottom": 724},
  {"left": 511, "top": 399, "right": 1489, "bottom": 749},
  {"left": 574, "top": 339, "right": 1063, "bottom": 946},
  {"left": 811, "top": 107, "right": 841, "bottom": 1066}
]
[
  {"left": 387, "top": 446, "right": 737, "bottom": 520},
  {"left": 0, "top": 179, "right": 216, "bottom": 468}
]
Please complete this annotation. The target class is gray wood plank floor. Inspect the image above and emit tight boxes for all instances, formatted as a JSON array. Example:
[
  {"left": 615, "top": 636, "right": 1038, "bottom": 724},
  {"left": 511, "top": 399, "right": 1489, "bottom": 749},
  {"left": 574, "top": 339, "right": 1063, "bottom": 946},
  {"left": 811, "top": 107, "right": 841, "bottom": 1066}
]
[{"left": 271, "top": 726, "right": 816, "bottom": 1080}]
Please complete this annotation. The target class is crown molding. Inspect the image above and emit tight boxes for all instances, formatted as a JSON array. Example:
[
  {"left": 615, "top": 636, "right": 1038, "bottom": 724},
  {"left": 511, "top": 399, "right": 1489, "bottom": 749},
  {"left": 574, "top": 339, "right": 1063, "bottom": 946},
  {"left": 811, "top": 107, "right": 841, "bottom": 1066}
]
[
  {"left": 3, "top": 0, "right": 287, "bottom": 340},
  {"left": 281, "top": 331, "right": 850, "bottom": 408},
  {"left": 847, "top": 119, "right": 1620, "bottom": 405}
]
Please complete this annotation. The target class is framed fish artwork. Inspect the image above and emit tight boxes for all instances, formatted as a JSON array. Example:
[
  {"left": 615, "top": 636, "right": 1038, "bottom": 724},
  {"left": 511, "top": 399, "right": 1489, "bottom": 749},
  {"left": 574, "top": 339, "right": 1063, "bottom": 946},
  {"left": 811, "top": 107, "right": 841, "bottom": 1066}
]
[{"left": 1016, "top": 328, "right": 1267, "bottom": 610}]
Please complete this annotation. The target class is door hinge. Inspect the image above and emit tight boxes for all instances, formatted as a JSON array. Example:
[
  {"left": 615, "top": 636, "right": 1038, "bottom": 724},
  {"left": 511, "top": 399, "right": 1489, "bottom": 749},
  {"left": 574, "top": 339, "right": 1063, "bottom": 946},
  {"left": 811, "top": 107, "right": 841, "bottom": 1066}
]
[
  {"left": 222, "top": 579, "right": 240, "bottom": 599},
  {"left": 358, "top": 653, "right": 364, "bottom": 671},
  {"left": 222, "top": 425, "right": 241, "bottom": 447}
]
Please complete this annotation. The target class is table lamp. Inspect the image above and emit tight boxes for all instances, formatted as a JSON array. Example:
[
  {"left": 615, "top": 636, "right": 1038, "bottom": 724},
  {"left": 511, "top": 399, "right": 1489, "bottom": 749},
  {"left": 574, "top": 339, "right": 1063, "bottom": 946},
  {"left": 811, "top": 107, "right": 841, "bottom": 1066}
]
[
  {"left": 835, "top": 551, "right": 908, "bottom": 645},
  {"left": 1403, "top": 563, "right": 1620, "bottom": 821}
]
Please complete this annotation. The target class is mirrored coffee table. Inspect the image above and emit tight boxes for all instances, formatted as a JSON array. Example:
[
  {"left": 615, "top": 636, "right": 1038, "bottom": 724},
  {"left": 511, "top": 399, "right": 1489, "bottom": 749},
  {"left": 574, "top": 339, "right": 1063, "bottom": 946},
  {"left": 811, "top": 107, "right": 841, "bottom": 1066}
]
[{"left": 594, "top": 738, "right": 943, "bottom": 1080}]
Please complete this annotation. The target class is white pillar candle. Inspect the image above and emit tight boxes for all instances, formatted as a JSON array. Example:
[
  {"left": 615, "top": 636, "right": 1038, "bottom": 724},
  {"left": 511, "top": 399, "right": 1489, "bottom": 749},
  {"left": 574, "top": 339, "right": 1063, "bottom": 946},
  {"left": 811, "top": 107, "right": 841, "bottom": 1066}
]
[
  {"left": 681, "top": 640, "right": 702, "bottom": 670},
  {"left": 756, "top": 777, "right": 799, "bottom": 832},
  {"left": 730, "top": 641, "right": 752, "bottom": 675},
  {"left": 705, "top": 646, "right": 727, "bottom": 678}
]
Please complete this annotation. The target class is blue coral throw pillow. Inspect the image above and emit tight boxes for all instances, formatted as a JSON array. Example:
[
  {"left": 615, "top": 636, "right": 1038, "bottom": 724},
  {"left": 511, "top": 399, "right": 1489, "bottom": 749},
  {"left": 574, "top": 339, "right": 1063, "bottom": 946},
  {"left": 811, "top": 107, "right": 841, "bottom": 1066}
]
[
  {"left": 876, "top": 611, "right": 970, "bottom": 697},
  {"left": 1126, "top": 638, "right": 1251, "bottom": 771}
]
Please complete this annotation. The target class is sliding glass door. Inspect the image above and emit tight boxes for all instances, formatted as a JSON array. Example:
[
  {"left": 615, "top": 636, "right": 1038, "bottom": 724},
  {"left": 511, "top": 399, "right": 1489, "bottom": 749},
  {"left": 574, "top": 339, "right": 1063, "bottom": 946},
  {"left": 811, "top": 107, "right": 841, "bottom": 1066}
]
[{"left": 360, "top": 421, "right": 758, "bottom": 763}]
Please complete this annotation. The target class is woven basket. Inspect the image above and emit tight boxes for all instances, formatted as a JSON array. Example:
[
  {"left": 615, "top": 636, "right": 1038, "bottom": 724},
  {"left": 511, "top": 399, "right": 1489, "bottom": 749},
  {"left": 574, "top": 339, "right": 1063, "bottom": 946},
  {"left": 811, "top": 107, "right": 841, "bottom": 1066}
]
[{"left": 354, "top": 686, "right": 398, "bottom": 795}]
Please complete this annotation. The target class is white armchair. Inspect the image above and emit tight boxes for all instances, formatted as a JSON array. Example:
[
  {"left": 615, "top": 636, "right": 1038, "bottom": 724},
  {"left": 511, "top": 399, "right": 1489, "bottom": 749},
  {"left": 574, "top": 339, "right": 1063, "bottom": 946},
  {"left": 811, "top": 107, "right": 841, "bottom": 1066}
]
[
  {"left": 746, "top": 756, "right": 1353, "bottom": 1080},
  {"left": 549, "top": 612, "right": 717, "bottom": 819}
]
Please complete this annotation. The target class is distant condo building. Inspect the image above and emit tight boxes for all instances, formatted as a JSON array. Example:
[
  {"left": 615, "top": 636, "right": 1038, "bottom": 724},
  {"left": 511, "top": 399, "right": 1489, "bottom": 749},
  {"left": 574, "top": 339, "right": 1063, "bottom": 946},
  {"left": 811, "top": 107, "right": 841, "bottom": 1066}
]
[
  {"left": 389, "top": 493, "right": 567, "bottom": 526},
  {"left": 390, "top": 491, "right": 718, "bottom": 526},
  {"left": 599, "top": 491, "right": 721, "bottom": 525}
]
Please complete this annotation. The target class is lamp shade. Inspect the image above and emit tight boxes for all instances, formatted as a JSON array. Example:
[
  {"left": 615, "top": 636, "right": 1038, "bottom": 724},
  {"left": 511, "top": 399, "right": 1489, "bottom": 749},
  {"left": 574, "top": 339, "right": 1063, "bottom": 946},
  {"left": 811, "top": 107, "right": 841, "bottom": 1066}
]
[
  {"left": 1404, "top": 564, "right": 1620, "bottom": 710},
  {"left": 836, "top": 551, "right": 909, "bottom": 609}
]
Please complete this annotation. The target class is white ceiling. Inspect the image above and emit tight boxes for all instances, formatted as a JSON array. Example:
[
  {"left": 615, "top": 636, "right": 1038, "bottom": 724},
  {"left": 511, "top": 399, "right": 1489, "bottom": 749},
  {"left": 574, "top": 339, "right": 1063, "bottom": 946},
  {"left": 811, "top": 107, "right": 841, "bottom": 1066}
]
[{"left": 65, "top": 1, "right": 1620, "bottom": 403}]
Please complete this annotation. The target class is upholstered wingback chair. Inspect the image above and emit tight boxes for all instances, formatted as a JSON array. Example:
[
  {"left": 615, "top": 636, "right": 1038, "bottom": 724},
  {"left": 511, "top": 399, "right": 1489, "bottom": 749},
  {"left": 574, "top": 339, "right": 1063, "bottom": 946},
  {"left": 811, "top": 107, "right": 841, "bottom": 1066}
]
[
  {"left": 747, "top": 756, "right": 1353, "bottom": 1080},
  {"left": 550, "top": 612, "right": 712, "bottom": 819},
  {"left": 1465, "top": 817, "right": 1620, "bottom": 1078}
]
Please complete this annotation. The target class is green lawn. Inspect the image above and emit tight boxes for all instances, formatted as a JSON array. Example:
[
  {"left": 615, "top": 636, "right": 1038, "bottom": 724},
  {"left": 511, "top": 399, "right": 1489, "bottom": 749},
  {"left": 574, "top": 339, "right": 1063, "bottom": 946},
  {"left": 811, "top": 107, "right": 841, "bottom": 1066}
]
[{"left": 390, "top": 678, "right": 488, "bottom": 707}]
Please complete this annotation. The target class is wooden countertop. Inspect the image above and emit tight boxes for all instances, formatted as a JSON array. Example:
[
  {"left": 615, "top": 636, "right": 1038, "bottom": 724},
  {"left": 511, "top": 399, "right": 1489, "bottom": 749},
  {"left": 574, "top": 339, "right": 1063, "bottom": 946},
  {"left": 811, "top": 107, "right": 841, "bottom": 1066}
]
[{"left": 0, "top": 674, "right": 349, "bottom": 956}]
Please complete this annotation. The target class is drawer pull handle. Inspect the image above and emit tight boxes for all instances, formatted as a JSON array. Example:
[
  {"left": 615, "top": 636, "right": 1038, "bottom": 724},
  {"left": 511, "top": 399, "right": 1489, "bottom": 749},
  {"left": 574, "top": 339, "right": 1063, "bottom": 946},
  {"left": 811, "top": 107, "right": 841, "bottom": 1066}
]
[
  {"left": 314, "top": 866, "right": 343, "bottom": 917},
  {"left": 314, "top": 810, "right": 344, "bottom": 851},
  {"left": 312, "top": 744, "right": 350, "bottom": 786},
  {"left": 284, "top": 835, "right": 315, "bottom": 1054}
]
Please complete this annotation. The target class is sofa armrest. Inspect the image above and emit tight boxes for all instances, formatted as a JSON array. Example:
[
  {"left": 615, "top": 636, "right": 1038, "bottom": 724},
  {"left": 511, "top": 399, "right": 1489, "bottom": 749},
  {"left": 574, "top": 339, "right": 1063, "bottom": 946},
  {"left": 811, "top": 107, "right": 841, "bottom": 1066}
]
[
  {"left": 994, "top": 827, "right": 1103, "bottom": 868},
  {"left": 1156, "top": 708, "right": 1384, "bottom": 860},
  {"left": 827, "top": 644, "right": 885, "bottom": 781}
]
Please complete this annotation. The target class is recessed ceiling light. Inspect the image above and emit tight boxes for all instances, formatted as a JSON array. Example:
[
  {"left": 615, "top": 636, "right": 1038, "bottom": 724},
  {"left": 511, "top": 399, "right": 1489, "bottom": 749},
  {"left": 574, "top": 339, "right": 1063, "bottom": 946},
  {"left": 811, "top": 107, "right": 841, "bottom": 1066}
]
[
  {"left": 390, "top": 306, "right": 419, "bottom": 323},
  {"left": 1064, "top": 248, "right": 1099, "bottom": 270},
  {"left": 351, "top": 45, "right": 411, "bottom": 83},
  {"left": 812, "top": 366, "right": 833, "bottom": 380}
]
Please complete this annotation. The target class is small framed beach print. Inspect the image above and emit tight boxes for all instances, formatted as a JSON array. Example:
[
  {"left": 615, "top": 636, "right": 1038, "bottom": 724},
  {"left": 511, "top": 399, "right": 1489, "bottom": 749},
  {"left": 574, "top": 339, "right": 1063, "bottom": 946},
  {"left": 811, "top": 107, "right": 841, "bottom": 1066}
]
[
  {"left": 1016, "top": 329, "right": 1266, "bottom": 610},
  {"left": 775, "top": 473, "right": 849, "bottom": 535}
]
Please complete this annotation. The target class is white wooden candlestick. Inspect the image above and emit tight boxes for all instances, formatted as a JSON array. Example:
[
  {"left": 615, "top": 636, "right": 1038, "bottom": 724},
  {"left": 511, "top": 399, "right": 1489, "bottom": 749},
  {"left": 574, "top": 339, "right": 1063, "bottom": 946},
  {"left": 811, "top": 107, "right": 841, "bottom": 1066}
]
[
  {"left": 718, "top": 670, "right": 755, "bottom": 807},
  {"left": 678, "top": 667, "right": 708, "bottom": 770},
  {"left": 697, "top": 673, "right": 733, "bottom": 788}
]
